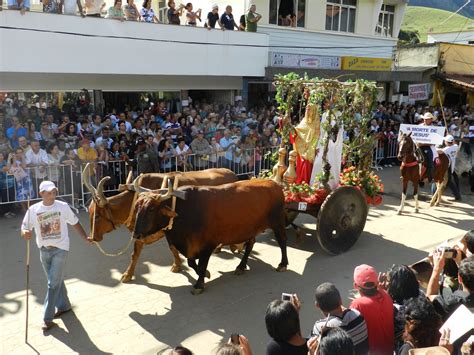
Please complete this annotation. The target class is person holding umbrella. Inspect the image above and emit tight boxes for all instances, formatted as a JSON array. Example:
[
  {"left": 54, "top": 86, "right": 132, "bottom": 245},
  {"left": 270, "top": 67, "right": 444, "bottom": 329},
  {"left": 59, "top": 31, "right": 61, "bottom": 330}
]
[{"left": 21, "top": 181, "right": 90, "bottom": 332}]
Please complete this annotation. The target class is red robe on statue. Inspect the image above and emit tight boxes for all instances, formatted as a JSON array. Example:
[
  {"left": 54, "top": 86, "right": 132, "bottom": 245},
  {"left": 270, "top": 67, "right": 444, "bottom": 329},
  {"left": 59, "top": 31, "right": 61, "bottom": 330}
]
[{"left": 290, "top": 133, "right": 313, "bottom": 183}]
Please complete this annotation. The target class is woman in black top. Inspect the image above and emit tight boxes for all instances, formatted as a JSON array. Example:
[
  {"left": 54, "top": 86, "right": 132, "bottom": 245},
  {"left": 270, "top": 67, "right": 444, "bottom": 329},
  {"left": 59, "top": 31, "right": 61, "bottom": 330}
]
[{"left": 265, "top": 299, "right": 308, "bottom": 355}]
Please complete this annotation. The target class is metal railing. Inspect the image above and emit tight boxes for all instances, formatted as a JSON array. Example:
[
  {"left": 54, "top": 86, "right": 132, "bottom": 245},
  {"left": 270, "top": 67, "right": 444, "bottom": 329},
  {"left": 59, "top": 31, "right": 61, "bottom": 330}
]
[
  {"left": 372, "top": 137, "right": 399, "bottom": 170},
  {"left": 0, "top": 143, "right": 395, "bottom": 210}
]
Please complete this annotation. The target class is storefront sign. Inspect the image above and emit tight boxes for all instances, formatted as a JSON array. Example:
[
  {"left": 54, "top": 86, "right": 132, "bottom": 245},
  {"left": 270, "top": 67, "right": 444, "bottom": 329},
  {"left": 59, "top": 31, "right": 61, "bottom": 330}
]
[
  {"left": 271, "top": 52, "right": 341, "bottom": 70},
  {"left": 408, "top": 83, "right": 430, "bottom": 101},
  {"left": 400, "top": 124, "right": 446, "bottom": 145},
  {"left": 341, "top": 56, "right": 392, "bottom": 71}
]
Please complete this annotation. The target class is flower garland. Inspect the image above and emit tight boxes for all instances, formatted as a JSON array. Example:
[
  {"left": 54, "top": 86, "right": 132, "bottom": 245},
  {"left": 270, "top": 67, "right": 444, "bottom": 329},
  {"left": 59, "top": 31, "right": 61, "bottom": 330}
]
[
  {"left": 284, "top": 182, "right": 329, "bottom": 205},
  {"left": 339, "top": 166, "right": 384, "bottom": 206}
]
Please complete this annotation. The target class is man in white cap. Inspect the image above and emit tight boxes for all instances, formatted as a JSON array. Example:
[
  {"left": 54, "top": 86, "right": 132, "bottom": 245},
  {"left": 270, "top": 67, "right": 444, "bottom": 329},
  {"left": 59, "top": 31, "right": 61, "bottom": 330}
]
[
  {"left": 442, "top": 135, "right": 461, "bottom": 201},
  {"left": 21, "top": 181, "right": 90, "bottom": 332},
  {"left": 418, "top": 112, "right": 439, "bottom": 182}
]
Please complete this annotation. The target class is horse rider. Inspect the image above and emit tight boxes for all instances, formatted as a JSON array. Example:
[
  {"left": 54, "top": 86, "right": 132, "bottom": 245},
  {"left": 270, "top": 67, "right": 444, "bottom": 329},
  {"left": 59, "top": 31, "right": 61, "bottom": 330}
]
[
  {"left": 442, "top": 135, "right": 461, "bottom": 201},
  {"left": 417, "top": 112, "right": 439, "bottom": 182}
]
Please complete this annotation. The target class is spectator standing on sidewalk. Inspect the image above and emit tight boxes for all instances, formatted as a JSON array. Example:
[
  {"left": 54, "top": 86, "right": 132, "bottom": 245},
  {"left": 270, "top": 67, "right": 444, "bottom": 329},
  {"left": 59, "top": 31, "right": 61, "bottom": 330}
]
[
  {"left": 205, "top": 4, "right": 223, "bottom": 30},
  {"left": 190, "top": 130, "right": 211, "bottom": 170},
  {"left": 21, "top": 181, "right": 90, "bottom": 332},
  {"left": 26, "top": 140, "right": 49, "bottom": 197},
  {"left": 350, "top": 264, "right": 394, "bottom": 355},
  {"left": 6, "top": 116, "right": 27, "bottom": 149},
  {"left": 135, "top": 137, "right": 159, "bottom": 174}
]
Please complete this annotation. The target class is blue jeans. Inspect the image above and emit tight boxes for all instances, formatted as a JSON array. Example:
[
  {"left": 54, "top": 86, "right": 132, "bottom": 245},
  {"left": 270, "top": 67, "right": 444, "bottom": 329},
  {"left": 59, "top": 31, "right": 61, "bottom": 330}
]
[
  {"left": 421, "top": 147, "right": 434, "bottom": 181},
  {"left": 40, "top": 247, "right": 71, "bottom": 322}
]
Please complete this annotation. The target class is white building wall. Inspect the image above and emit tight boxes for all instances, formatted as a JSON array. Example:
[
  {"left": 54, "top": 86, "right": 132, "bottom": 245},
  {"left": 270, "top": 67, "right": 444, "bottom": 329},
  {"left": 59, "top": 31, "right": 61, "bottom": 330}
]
[
  {"left": 0, "top": 11, "right": 268, "bottom": 77},
  {"left": 257, "top": 25, "right": 397, "bottom": 58},
  {"left": 427, "top": 31, "right": 474, "bottom": 44}
]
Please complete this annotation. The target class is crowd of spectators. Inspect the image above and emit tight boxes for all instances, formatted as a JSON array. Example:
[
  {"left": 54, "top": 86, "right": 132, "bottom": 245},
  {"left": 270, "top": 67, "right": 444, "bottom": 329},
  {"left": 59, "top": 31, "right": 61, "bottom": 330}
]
[
  {"left": 0, "top": 93, "right": 284, "bottom": 213},
  {"left": 0, "top": 0, "right": 263, "bottom": 32},
  {"left": 0, "top": 93, "right": 473, "bottom": 213},
  {"left": 167, "top": 230, "right": 474, "bottom": 355}
]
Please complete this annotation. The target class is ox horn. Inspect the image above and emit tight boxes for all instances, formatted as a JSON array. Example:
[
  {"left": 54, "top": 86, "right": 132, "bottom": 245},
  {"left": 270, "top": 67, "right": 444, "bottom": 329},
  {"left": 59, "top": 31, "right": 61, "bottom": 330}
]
[
  {"left": 96, "top": 176, "right": 111, "bottom": 207},
  {"left": 160, "top": 177, "right": 174, "bottom": 201},
  {"left": 82, "top": 163, "right": 98, "bottom": 201},
  {"left": 133, "top": 174, "right": 153, "bottom": 194},
  {"left": 126, "top": 170, "right": 133, "bottom": 184}
]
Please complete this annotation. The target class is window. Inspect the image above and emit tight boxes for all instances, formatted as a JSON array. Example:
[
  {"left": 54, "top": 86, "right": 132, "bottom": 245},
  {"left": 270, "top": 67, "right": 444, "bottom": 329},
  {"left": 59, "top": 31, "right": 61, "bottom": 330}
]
[
  {"left": 157, "top": 0, "right": 167, "bottom": 23},
  {"left": 325, "top": 0, "right": 356, "bottom": 33},
  {"left": 269, "top": 0, "right": 306, "bottom": 28},
  {"left": 375, "top": 4, "right": 395, "bottom": 37}
]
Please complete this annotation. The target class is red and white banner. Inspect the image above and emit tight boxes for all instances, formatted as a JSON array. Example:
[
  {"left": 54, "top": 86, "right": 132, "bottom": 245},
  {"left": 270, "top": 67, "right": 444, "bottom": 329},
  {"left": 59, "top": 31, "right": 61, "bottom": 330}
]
[{"left": 408, "top": 83, "right": 430, "bottom": 101}]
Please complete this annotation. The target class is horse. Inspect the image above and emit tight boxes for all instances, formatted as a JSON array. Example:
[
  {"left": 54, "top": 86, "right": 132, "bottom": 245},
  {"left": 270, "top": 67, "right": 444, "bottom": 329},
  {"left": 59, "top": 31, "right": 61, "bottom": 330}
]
[{"left": 397, "top": 132, "right": 420, "bottom": 214}]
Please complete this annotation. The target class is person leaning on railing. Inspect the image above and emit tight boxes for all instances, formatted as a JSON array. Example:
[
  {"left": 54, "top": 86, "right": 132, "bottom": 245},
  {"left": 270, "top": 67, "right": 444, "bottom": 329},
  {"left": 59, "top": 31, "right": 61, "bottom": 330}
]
[
  {"left": 106, "top": 0, "right": 124, "bottom": 21},
  {"left": 0, "top": 152, "right": 16, "bottom": 217},
  {"left": 123, "top": 0, "right": 139, "bottom": 21}
]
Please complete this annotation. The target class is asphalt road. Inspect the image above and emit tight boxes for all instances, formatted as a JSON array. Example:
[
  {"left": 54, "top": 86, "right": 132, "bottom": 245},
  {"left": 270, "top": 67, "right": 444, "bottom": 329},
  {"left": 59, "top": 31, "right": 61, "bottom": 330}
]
[{"left": 1, "top": 167, "right": 473, "bottom": 354}]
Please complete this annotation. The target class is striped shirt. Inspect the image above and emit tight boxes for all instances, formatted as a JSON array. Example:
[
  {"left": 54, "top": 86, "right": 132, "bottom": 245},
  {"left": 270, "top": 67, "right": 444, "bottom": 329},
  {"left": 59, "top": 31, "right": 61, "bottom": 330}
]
[{"left": 311, "top": 308, "right": 369, "bottom": 355}]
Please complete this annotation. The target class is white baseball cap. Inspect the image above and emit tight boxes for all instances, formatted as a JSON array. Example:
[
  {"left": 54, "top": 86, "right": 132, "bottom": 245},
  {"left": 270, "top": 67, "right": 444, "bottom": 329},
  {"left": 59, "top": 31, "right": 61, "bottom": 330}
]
[
  {"left": 444, "top": 135, "right": 454, "bottom": 143},
  {"left": 39, "top": 181, "right": 57, "bottom": 192}
]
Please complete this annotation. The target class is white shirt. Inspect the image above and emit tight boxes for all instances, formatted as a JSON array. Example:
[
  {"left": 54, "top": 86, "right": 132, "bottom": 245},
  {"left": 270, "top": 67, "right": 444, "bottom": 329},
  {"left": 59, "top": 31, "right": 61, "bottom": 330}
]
[
  {"left": 22, "top": 200, "right": 79, "bottom": 251},
  {"left": 442, "top": 144, "right": 458, "bottom": 173},
  {"left": 25, "top": 149, "right": 49, "bottom": 179},
  {"left": 95, "top": 136, "right": 113, "bottom": 149}
]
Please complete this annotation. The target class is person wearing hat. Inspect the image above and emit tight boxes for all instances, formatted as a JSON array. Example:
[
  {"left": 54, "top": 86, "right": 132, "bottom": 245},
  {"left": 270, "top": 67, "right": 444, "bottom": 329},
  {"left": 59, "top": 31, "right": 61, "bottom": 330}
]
[
  {"left": 442, "top": 134, "right": 461, "bottom": 201},
  {"left": 205, "top": 4, "right": 224, "bottom": 30},
  {"left": 350, "top": 264, "right": 394, "bottom": 355},
  {"left": 418, "top": 112, "right": 438, "bottom": 182},
  {"left": 134, "top": 137, "right": 159, "bottom": 174},
  {"left": 20, "top": 181, "right": 90, "bottom": 332}
]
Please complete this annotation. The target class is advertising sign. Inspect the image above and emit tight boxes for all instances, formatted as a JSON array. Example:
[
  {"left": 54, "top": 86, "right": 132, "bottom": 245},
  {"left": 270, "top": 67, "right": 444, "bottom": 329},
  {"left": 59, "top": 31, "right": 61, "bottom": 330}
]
[
  {"left": 271, "top": 52, "right": 341, "bottom": 70},
  {"left": 341, "top": 56, "right": 392, "bottom": 71}
]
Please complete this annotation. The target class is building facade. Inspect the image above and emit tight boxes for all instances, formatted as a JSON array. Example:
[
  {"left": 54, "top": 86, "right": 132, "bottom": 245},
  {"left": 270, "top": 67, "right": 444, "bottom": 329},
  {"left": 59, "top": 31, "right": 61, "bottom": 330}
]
[{"left": 0, "top": 0, "right": 408, "bottom": 108}]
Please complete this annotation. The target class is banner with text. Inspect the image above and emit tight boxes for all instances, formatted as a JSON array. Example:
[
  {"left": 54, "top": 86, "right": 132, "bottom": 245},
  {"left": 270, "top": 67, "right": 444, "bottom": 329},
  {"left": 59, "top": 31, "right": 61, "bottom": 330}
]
[
  {"left": 341, "top": 56, "right": 392, "bottom": 71},
  {"left": 271, "top": 52, "right": 341, "bottom": 70},
  {"left": 408, "top": 83, "right": 430, "bottom": 101},
  {"left": 400, "top": 124, "right": 446, "bottom": 145}
]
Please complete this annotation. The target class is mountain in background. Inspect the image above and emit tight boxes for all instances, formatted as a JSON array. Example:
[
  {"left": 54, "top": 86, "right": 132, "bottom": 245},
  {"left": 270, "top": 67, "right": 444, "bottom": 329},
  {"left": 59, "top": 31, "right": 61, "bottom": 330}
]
[
  {"left": 402, "top": 7, "right": 474, "bottom": 42},
  {"left": 408, "top": 0, "right": 474, "bottom": 19}
]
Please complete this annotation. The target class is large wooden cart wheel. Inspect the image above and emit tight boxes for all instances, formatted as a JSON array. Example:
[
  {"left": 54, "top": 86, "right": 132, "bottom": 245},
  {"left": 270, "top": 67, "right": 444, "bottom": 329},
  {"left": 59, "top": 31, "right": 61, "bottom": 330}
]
[{"left": 316, "top": 186, "right": 368, "bottom": 255}]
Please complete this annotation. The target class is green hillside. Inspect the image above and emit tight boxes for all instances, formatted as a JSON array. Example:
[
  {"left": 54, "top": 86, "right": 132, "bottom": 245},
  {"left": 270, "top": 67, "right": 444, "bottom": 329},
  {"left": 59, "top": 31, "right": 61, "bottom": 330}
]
[{"left": 401, "top": 6, "right": 474, "bottom": 42}]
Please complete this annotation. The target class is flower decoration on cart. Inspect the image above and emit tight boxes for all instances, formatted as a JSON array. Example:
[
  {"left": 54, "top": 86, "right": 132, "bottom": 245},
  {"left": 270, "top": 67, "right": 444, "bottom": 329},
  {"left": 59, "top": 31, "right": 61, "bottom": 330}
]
[{"left": 339, "top": 166, "right": 384, "bottom": 206}]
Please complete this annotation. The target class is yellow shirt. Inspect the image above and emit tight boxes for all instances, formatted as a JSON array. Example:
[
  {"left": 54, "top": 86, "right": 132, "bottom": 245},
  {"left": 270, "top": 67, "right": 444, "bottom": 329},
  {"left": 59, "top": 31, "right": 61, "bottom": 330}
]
[{"left": 77, "top": 147, "right": 98, "bottom": 162}]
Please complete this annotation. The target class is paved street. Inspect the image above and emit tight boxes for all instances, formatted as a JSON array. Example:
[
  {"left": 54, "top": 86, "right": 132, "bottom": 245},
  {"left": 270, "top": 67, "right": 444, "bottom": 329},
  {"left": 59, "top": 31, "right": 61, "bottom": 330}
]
[{"left": 1, "top": 167, "right": 473, "bottom": 355}]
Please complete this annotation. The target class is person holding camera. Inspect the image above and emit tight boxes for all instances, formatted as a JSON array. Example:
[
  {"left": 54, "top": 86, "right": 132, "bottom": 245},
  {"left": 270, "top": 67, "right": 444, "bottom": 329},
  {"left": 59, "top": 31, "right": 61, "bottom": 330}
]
[{"left": 215, "top": 335, "right": 252, "bottom": 355}]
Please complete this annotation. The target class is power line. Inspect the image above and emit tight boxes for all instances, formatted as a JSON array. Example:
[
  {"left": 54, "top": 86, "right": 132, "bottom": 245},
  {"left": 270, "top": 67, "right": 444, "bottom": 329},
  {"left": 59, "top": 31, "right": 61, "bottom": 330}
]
[{"left": 0, "top": 25, "right": 399, "bottom": 50}]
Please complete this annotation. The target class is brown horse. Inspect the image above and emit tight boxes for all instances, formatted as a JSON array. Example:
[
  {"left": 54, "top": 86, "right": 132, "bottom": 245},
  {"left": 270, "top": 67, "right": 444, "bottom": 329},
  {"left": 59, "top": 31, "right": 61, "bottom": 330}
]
[
  {"left": 397, "top": 133, "right": 450, "bottom": 213},
  {"left": 397, "top": 132, "right": 420, "bottom": 214}
]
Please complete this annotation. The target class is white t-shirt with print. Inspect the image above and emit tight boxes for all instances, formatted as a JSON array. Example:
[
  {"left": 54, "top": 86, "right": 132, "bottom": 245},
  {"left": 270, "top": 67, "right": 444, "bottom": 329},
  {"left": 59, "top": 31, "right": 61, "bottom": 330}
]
[{"left": 22, "top": 200, "right": 79, "bottom": 251}]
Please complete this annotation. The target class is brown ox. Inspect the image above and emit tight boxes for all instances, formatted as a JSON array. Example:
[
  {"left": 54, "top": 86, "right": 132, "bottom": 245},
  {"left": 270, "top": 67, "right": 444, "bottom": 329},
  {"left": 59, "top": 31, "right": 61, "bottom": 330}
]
[
  {"left": 82, "top": 164, "right": 237, "bottom": 282},
  {"left": 132, "top": 179, "right": 288, "bottom": 294}
]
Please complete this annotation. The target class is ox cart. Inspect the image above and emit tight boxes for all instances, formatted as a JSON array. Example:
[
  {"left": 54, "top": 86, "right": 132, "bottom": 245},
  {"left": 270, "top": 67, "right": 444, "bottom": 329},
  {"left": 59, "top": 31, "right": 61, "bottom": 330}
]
[{"left": 268, "top": 74, "right": 382, "bottom": 255}]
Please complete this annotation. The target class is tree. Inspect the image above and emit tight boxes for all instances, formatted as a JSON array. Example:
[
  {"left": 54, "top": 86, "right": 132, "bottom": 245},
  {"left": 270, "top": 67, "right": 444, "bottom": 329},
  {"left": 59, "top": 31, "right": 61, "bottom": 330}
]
[{"left": 398, "top": 29, "right": 421, "bottom": 45}]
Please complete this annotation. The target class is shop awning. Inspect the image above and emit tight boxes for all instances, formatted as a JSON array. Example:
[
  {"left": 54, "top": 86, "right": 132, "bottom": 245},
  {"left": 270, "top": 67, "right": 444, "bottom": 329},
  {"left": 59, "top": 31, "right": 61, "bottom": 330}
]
[{"left": 433, "top": 73, "right": 474, "bottom": 92}]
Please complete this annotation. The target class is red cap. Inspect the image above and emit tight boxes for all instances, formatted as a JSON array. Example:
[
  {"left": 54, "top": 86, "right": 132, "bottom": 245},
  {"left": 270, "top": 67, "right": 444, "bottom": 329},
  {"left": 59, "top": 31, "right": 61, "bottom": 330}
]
[{"left": 354, "top": 264, "right": 378, "bottom": 288}]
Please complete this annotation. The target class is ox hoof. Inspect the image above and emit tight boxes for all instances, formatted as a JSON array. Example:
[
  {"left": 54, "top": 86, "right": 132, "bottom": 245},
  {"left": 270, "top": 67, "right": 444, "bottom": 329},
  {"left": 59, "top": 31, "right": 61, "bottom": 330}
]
[
  {"left": 120, "top": 274, "right": 132, "bottom": 283},
  {"left": 170, "top": 264, "right": 181, "bottom": 273},
  {"left": 205, "top": 270, "right": 211, "bottom": 279},
  {"left": 397, "top": 210, "right": 402, "bottom": 215},
  {"left": 276, "top": 265, "right": 287, "bottom": 272},
  {"left": 415, "top": 209, "right": 419, "bottom": 213},
  {"left": 191, "top": 287, "right": 204, "bottom": 295},
  {"left": 234, "top": 267, "right": 246, "bottom": 276},
  {"left": 230, "top": 245, "right": 243, "bottom": 254}
]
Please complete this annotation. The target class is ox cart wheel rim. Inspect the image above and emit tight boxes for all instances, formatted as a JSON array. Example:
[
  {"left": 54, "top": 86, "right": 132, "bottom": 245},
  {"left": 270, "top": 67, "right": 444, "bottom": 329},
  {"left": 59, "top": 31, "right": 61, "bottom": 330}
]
[{"left": 316, "top": 186, "right": 368, "bottom": 255}]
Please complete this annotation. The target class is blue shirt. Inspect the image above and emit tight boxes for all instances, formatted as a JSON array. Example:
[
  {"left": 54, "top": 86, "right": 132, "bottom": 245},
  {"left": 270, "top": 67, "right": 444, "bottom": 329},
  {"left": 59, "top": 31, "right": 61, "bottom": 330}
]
[
  {"left": 6, "top": 126, "right": 27, "bottom": 149},
  {"left": 220, "top": 12, "right": 236, "bottom": 30},
  {"left": 0, "top": 161, "right": 14, "bottom": 189}
]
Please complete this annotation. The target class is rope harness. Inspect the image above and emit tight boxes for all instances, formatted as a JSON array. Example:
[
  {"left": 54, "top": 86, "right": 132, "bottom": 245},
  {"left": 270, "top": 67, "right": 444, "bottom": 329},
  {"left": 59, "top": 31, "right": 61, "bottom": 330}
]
[{"left": 91, "top": 202, "right": 134, "bottom": 257}]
